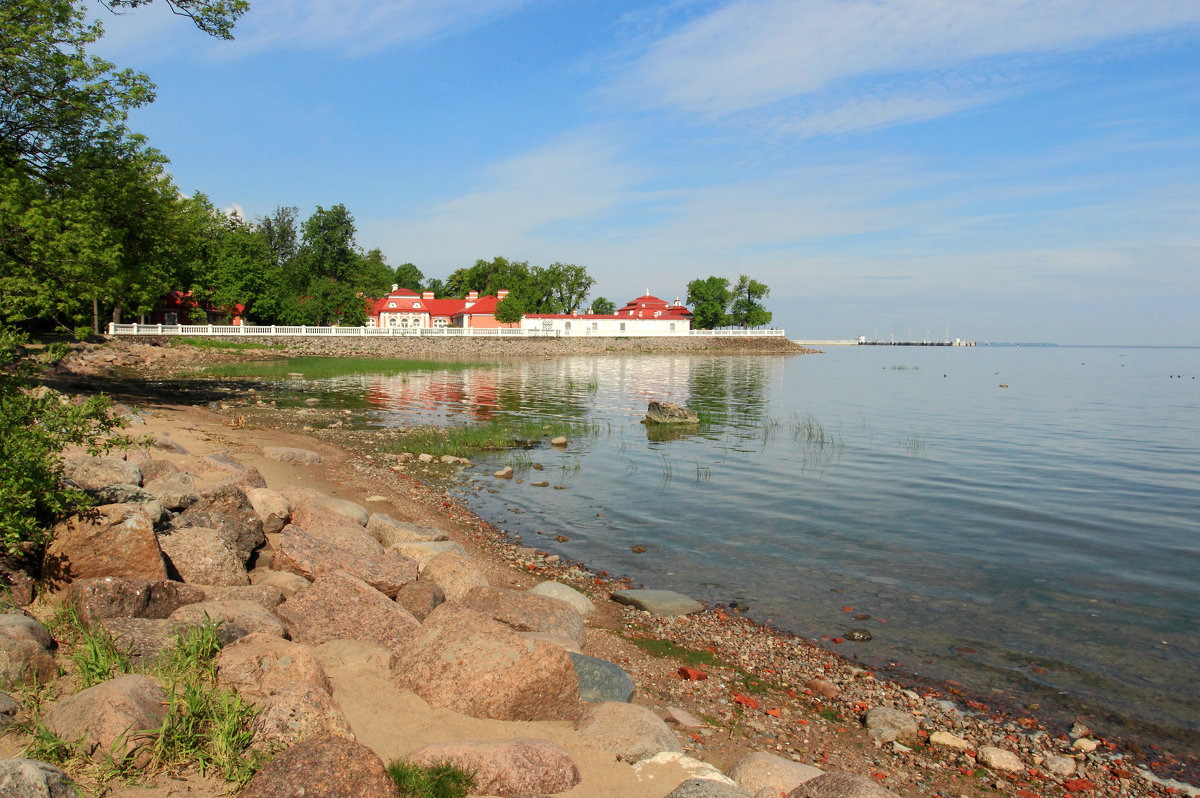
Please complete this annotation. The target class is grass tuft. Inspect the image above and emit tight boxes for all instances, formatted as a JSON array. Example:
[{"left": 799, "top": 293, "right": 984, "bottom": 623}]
[{"left": 387, "top": 759, "right": 476, "bottom": 798}]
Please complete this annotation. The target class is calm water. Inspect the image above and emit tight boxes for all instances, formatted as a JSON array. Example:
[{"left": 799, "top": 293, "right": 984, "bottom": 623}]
[{"left": 233, "top": 346, "right": 1200, "bottom": 749}]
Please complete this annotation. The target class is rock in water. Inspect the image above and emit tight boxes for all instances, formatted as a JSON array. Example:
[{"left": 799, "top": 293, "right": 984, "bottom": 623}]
[{"left": 643, "top": 401, "right": 700, "bottom": 424}]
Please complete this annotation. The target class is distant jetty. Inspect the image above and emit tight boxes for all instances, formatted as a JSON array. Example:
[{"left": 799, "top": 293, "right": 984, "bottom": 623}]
[{"left": 791, "top": 337, "right": 976, "bottom": 347}]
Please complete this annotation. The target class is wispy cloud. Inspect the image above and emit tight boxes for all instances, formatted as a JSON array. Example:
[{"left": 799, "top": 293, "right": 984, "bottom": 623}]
[
  {"left": 612, "top": 0, "right": 1200, "bottom": 134},
  {"left": 91, "top": 0, "right": 536, "bottom": 59}
]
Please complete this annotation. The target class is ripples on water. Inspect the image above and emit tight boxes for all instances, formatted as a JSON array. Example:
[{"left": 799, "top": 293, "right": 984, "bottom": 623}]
[{"left": 241, "top": 346, "right": 1200, "bottom": 748}]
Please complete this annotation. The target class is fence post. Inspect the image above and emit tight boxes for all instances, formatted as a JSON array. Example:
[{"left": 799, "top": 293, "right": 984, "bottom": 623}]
[
  {"left": 157, "top": 324, "right": 163, "bottom": 334},
  {"left": 271, "top": 325, "right": 276, "bottom": 335},
  {"left": 301, "top": 325, "right": 306, "bottom": 336},
  {"left": 207, "top": 324, "right": 213, "bottom": 335},
  {"left": 131, "top": 323, "right": 138, "bottom": 335}
]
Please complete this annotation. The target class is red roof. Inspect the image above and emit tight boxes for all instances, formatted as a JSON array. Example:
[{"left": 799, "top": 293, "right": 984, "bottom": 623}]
[{"left": 454, "top": 296, "right": 502, "bottom": 317}]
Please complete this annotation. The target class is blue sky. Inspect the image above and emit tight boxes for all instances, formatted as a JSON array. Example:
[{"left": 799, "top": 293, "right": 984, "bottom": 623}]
[{"left": 91, "top": 0, "right": 1200, "bottom": 344}]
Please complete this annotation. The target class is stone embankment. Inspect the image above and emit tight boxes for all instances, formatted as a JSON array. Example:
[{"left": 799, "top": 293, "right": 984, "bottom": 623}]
[{"left": 63, "top": 333, "right": 813, "bottom": 374}]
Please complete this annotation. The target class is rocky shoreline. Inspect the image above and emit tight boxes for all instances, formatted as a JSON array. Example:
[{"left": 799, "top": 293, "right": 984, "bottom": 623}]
[{"left": 1, "top": 342, "right": 1194, "bottom": 797}]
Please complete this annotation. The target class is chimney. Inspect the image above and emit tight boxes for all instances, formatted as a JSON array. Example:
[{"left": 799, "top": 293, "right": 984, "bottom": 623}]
[
  {"left": 391, "top": 284, "right": 398, "bottom": 292},
  {"left": 422, "top": 291, "right": 434, "bottom": 300},
  {"left": 497, "top": 289, "right": 509, "bottom": 299},
  {"left": 467, "top": 291, "right": 479, "bottom": 301}
]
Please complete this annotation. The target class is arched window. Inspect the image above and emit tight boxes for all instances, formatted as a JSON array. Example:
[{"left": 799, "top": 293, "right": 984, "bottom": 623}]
[
  {"left": 564, "top": 321, "right": 572, "bottom": 331},
  {"left": 388, "top": 317, "right": 397, "bottom": 327}
]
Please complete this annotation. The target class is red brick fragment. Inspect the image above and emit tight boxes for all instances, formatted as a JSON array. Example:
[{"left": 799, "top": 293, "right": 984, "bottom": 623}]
[
  {"left": 1063, "top": 779, "right": 1096, "bottom": 793},
  {"left": 677, "top": 665, "right": 708, "bottom": 681},
  {"left": 732, "top": 692, "right": 759, "bottom": 709}
]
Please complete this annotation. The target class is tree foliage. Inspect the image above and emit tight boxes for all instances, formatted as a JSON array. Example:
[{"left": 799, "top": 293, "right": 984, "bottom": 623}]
[
  {"left": 590, "top": 296, "right": 615, "bottom": 315},
  {"left": 393, "top": 262, "right": 423, "bottom": 292},
  {"left": 541, "top": 262, "right": 594, "bottom": 314},
  {"left": 101, "top": 0, "right": 249, "bottom": 40},
  {"left": 686, "top": 276, "right": 732, "bottom": 329},
  {"left": 729, "top": 274, "right": 772, "bottom": 328},
  {"left": 0, "top": 328, "right": 133, "bottom": 554},
  {"left": 493, "top": 294, "right": 525, "bottom": 324}
]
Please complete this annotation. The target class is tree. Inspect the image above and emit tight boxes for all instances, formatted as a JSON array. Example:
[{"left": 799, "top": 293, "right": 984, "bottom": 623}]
[
  {"left": 686, "top": 276, "right": 732, "bottom": 329},
  {"left": 101, "top": 1, "right": 248, "bottom": 40},
  {"left": 422, "top": 277, "right": 447, "bottom": 298},
  {"left": 729, "top": 274, "right": 772, "bottom": 328},
  {"left": 355, "top": 248, "right": 393, "bottom": 297},
  {"left": 299, "top": 204, "right": 358, "bottom": 283},
  {"left": 257, "top": 206, "right": 299, "bottom": 269},
  {"left": 0, "top": 327, "right": 133, "bottom": 554},
  {"left": 393, "top": 262, "right": 423, "bottom": 292},
  {"left": 493, "top": 294, "right": 525, "bottom": 324},
  {"left": 540, "top": 262, "right": 594, "bottom": 313},
  {"left": 590, "top": 296, "right": 615, "bottom": 315}
]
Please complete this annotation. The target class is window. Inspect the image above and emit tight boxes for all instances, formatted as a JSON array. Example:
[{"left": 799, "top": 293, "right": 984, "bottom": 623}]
[
  {"left": 413, "top": 302, "right": 421, "bottom": 308},
  {"left": 565, "top": 321, "right": 572, "bottom": 331},
  {"left": 670, "top": 323, "right": 676, "bottom": 331},
  {"left": 388, "top": 302, "right": 396, "bottom": 308},
  {"left": 164, "top": 312, "right": 178, "bottom": 325},
  {"left": 591, "top": 322, "right": 598, "bottom": 330},
  {"left": 433, "top": 317, "right": 448, "bottom": 327},
  {"left": 619, "top": 322, "right": 626, "bottom": 331},
  {"left": 399, "top": 318, "right": 408, "bottom": 327},
  {"left": 388, "top": 317, "right": 397, "bottom": 327}
]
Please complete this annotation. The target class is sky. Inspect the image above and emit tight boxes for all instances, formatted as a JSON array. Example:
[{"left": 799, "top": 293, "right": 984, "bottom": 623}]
[{"left": 89, "top": 0, "right": 1200, "bottom": 345}]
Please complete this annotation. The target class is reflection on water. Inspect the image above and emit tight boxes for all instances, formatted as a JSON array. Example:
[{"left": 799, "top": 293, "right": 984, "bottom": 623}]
[{"left": 222, "top": 349, "right": 1200, "bottom": 752}]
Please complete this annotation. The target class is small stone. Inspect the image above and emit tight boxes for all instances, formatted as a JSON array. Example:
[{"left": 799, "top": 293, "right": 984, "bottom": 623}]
[
  {"left": 929, "top": 731, "right": 970, "bottom": 751},
  {"left": 611, "top": 589, "right": 704, "bottom": 617},
  {"left": 551, "top": 436, "right": 568, "bottom": 446},
  {"left": 568, "top": 652, "right": 635, "bottom": 702},
  {"left": 1044, "top": 756, "right": 1077, "bottom": 777},
  {"left": 494, "top": 466, "right": 514, "bottom": 479},
  {"left": 844, "top": 628, "right": 872, "bottom": 641},
  {"left": 1071, "top": 738, "right": 1098, "bottom": 753},
  {"left": 977, "top": 746, "right": 1024, "bottom": 773},
  {"left": 631, "top": 545, "right": 648, "bottom": 554}
]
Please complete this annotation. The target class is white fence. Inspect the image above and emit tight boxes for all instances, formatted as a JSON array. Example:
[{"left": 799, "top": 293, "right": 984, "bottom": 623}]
[{"left": 107, "top": 323, "right": 787, "bottom": 338}]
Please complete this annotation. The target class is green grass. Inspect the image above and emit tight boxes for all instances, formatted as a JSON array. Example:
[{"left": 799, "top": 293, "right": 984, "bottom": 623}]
[
  {"left": 172, "top": 337, "right": 285, "bottom": 352},
  {"left": 49, "top": 602, "right": 132, "bottom": 689},
  {"left": 388, "top": 759, "right": 476, "bottom": 798},
  {"left": 395, "top": 417, "right": 603, "bottom": 458},
  {"left": 626, "top": 636, "right": 723, "bottom": 668}
]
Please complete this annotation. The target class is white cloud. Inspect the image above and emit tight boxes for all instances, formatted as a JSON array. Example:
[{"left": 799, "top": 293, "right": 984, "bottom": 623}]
[
  {"left": 613, "top": 0, "right": 1200, "bottom": 132},
  {"left": 90, "top": 0, "right": 536, "bottom": 59},
  {"left": 232, "top": 0, "right": 535, "bottom": 55}
]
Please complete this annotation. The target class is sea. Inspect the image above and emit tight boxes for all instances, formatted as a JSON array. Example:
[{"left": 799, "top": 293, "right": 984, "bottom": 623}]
[{"left": 215, "top": 344, "right": 1200, "bottom": 761}]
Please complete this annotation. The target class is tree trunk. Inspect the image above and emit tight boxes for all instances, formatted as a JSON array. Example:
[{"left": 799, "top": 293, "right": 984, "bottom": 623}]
[
  {"left": 92, "top": 296, "right": 99, "bottom": 334},
  {"left": 111, "top": 303, "right": 121, "bottom": 325}
]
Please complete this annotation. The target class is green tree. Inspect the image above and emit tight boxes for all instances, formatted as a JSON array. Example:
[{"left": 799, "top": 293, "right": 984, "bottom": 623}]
[
  {"left": 422, "top": 277, "right": 447, "bottom": 298},
  {"left": 257, "top": 205, "right": 299, "bottom": 268},
  {"left": 299, "top": 204, "right": 358, "bottom": 283},
  {"left": 590, "top": 296, "right": 615, "bottom": 315},
  {"left": 101, "top": 1, "right": 248, "bottom": 40},
  {"left": 191, "top": 214, "right": 274, "bottom": 323},
  {"left": 729, "top": 275, "right": 772, "bottom": 328},
  {"left": 493, "top": 294, "right": 526, "bottom": 324},
  {"left": 393, "top": 262, "right": 423, "bottom": 292},
  {"left": 355, "top": 248, "right": 393, "bottom": 297},
  {"left": 0, "top": 327, "right": 133, "bottom": 554},
  {"left": 686, "top": 276, "right": 732, "bottom": 329},
  {"left": 540, "top": 262, "right": 594, "bottom": 313}
]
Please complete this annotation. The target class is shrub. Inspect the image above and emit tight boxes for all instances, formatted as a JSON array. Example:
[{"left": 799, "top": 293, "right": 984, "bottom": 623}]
[
  {"left": 387, "top": 759, "right": 475, "bottom": 798},
  {"left": 0, "top": 326, "right": 133, "bottom": 555}
]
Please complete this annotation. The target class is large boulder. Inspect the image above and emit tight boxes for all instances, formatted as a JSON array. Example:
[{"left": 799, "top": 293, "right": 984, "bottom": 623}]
[
  {"left": 610, "top": 589, "right": 704, "bottom": 617},
  {"left": 313, "top": 640, "right": 397, "bottom": 681},
  {"left": 43, "top": 675, "right": 167, "bottom": 767},
  {"left": 643, "top": 401, "right": 700, "bottom": 424},
  {"left": 274, "top": 526, "right": 416, "bottom": 598},
  {"left": 274, "top": 571, "right": 420, "bottom": 657},
  {"left": 289, "top": 496, "right": 369, "bottom": 530},
  {"left": 250, "top": 680, "right": 354, "bottom": 750},
  {"left": 786, "top": 772, "right": 901, "bottom": 798},
  {"left": 530, "top": 581, "right": 595, "bottom": 616},
  {"left": 168, "top": 600, "right": 286, "bottom": 641},
  {"left": 461, "top": 586, "right": 586, "bottom": 649},
  {"left": 727, "top": 752, "right": 824, "bottom": 797},
  {"left": 366, "top": 513, "right": 447, "bottom": 546},
  {"left": 62, "top": 456, "right": 142, "bottom": 491},
  {"left": 245, "top": 488, "right": 290, "bottom": 535},
  {"left": 99, "top": 618, "right": 189, "bottom": 666},
  {"left": 0, "top": 693, "right": 20, "bottom": 732},
  {"left": 43, "top": 504, "right": 166, "bottom": 588},
  {"left": 389, "top": 541, "right": 467, "bottom": 569},
  {"left": 396, "top": 602, "right": 580, "bottom": 722},
  {"left": 0, "top": 615, "right": 53, "bottom": 650},
  {"left": 421, "top": 551, "right": 487, "bottom": 601},
  {"left": 0, "top": 758, "right": 78, "bottom": 798},
  {"left": 142, "top": 471, "right": 198, "bottom": 511},
  {"left": 253, "top": 570, "right": 311, "bottom": 599},
  {"left": 64, "top": 578, "right": 204, "bottom": 625},
  {"left": 158, "top": 527, "right": 249, "bottom": 587},
  {"left": 239, "top": 735, "right": 396, "bottom": 798},
  {"left": 215, "top": 633, "right": 331, "bottom": 705},
  {"left": 574, "top": 701, "right": 682, "bottom": 762},
  {"left": 200, "top": 584, "right": 285, "bottom": 610},
  {"left": 666, "top": 778, "right": 754, "bottom": 798},
  {"left": 172, "top": 483, "right": 264, "bottom": 564},
  {"left": 394, "top": 580, "right": 444, "bottom": 622},
  {"left": 568, "top": 652, "right": 635, "bottom": 703},
  {"left": 405, "top": 739, "right": 581, "bottom": 797},
  {"left": 0, "top": 638, "right": 55, "bottom": 689}
]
